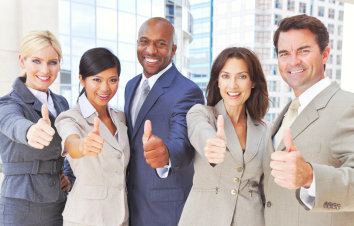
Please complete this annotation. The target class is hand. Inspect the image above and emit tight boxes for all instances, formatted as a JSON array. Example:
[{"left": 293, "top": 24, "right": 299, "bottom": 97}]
[
  {"left": 270, "top": 128, "right": 313, "bottom": 189},
  {"left": 26, "top": 104, "right": 55, "bottom": 149},
  {"left": 60, "top": 172, "right": 71, "bottom": 192},
  {"left": 204, "top": 115, "right": 227, "bottom": 164},
  {"left": 79, "top": 117, "right": 104, "bottom": 156},
  {"left": 142, "top": 120, "right": 169, "bottom": 168}
]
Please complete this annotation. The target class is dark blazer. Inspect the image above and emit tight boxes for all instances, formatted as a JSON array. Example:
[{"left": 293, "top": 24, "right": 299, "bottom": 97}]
[
  {"left": 124, "top": 64, "right": 204, "bottom": 226},
  {"left": 263, "top": 82, "right": 354, "bottom": 226},
  {"left": 0, "top": 77, "right": 69, "bottom": 203}
]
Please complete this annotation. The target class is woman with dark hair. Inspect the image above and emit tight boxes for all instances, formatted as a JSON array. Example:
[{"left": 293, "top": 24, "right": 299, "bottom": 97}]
[
  {"left": 179, "top": 47, "right": 270, "bottom": 226},
  {"left": 55, "top": 48, "right": 129, "bottom": 226}
]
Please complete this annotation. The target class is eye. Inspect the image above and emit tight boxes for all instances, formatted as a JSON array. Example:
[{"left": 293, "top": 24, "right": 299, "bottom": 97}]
[
  {"left": 93, "top": 78, "right": 101, "bottom": 82},
  {"left": 239, "top": 74, "right": 247, "bottom": 79},
  {"left": 279, "top": 52, "right": 289, "bottom": 57},
  {"left": 298, "top": 49, "right": 310, "bottom": 55},
  {"left": 156, "top": 42, "right": 166, "bottom": 47},
  {"left": 49, "top": 61, "right": 58, "bottom": 65},
  {"left": 220, "top": 73, "right": 229, "bottom": 79},
  {"left": 138, "top": 39, "right": 149, "bottom": 45},
  {"left": 110, "top": 78, "right": 118, "bottom": 83},
  {"left": 32, "top": 59, "right": 40, "bottom": 64}
]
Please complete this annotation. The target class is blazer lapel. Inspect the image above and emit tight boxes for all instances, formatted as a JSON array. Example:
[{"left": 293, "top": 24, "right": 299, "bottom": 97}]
[
  {"left": 215, "top": 101, "right": 244, "bottom": 166},
  {"left": 125, "top": 75, "right": 142, "bottom": 136},
  {"left": 277, "top": 82, "right": 339, "bottom": 151},
  {"left": 131, "top": 65, "right": 177, "bottom": 140},
  {"left": 244, "top": 115, "right": 265, "bottom": 164}
]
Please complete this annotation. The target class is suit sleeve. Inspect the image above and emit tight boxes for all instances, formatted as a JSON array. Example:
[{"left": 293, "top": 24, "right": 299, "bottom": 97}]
[
  {"left": 186, "top": 104, "right": 216, "bottom": 163},
  {"left": 0, "top": 99, "right": 34, "bottom": 146},
  {"left": 298, "top": 105, "right": 354, "bottom": 212},
  {"left": 165, "top": 86, "right": 204, "bottom": 170}
]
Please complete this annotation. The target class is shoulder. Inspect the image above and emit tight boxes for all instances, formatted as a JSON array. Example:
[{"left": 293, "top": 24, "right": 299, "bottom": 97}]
[
  {"left": 56, "top": 107, "right": 82, "bottom": 123},
  {"left": 110, "top": 108, "right": 126, "bottom": 125},
  {"left": 51, "top": 92, "right": 69, "bottom": 106},
  {"left": 188, "top": 104, "right": 214, "bottom": 118}
]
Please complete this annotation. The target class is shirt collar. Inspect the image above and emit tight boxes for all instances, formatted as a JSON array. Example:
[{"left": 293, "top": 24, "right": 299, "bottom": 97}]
[
  {"left": 78, "top": 94, "right": 117, "bottom": 119},
  {"left": 141, "top": 63, "right": 172, "bottom": 89},
  {"left": 27, "top": 86, "right": 51, "bottom": 103},
  {"left": 298, "top": 77, "right": 331, "bottom": 114}
]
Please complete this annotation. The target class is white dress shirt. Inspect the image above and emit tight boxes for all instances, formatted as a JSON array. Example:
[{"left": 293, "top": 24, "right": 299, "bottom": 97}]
[
  {"left": 27, "top": 87, "right": 57, "bottom": 117},
  {"left": 130, "top": 63, "right": 173, "bottom": 178},
  {"left": 274, "top": 77, "right": 331, "bottom": 209}
]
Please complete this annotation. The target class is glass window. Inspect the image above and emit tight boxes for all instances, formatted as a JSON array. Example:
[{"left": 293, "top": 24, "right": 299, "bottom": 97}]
[
  {"left": 193, "top": 22, "right": 210, "bottom": 34},
  {"left": 336, "top": 55, "right": 342, "bottom": 65},
  {"left": 231, "top": 16, "right": 241, "bottom": 28},
  {"left": 328, "top": 23, "right": 334, "bottom": 34},
  {"left": 137, "top": 0, "right": 151, "bottom": 17},
  {"left": 118, "top": 42, "right": 136, "bottom": 62},
  {"left": 71, "top": 37, "right": 95, "bottom": 58},
  {"left": 328, "top": 8, "right": 335, "bottom": 19},
  {"left": 61, "top": 54, "right": 71, "bottom": 71},
  {"left": 338, "top": 25, "right": 343, "bottom": 36},
  {"left": 337, "top": 40, "right": 342, "bottom": 51},
  {"left": 328, "top": 54, "right": 333, "bottom": 64},
  {"left": 97, "top": 40, "right": 118, "bottom": 55},
  {"left": 59, "top": 35, "right": 71, "bottom": 56},
  {"left": 318, "top": 6, "right": 324, "bottom": 17},
  {"left": 299, "top": 2, "right": 306, "bottom": 14},
  {"left": 255, "top": 31, "right": 271, "bottom": 43},
  {"left": 336, "top": 69, "right": 341, "bottom": 80},
  {"left": 71, "top": 3, "right": 95, "bottom": 38},
  {"left": 329, "top": 0, "right": 336, "bottom": 3},
  {"left": 330, "top": 39, "right": 334, "bottom": 49},
  {"left": 72, "top": 0, "right": 94, "bottom": 4},
  {"left": 287, "top": 0, "right": 295, "bottom": 11},
  {"left": 231, "top": 0, "right": 241, "bottom": 12},
  {"left": 59, "top": 0, "right": 70, "bottom": 35},
  {"left": 256, "top": 0, "right": 271, "bottom": 9},
  {"left": 274, "top": 0, "right": 282, "bottom": 9},
  {"left": 119, "top": 0, "right": 136, "bottom": 13},
  {"left": 97, "top": 8, "right": 117, "bottom": 41},
  {"left": 245, "top": 0, "right": 255, "bottom": 9},
  {"left": 256, "top": 15, "right": 271, "bottom": 26},
  {"left": 274, "top": 14, "right": 282, "bottom": 25},
  {"left": 338, "top": 10, "right": 344, "bottom": 21},
  {"left": 118, "top": 12, "right": 136, "bottom": 43},
  {"left": 97, "top": 0, "right": 117, "bottom": 9},
  {"left": 255, "top": 48, "right": 270, "bottom": 59}
]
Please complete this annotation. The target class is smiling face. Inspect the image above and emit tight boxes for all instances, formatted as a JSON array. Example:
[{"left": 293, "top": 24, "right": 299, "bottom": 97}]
[
  {"left": 137, "top": 18, "right": 177, "bottom": 78},
  {"left": 277, "top": 29, "right": 330, "bottom": 97},
  {"left": 79, "top": 67, "right": 119, "bottom": 110},
  {"left": 20, "top": 45, "right": 60, "bottom": 92},
  {"left": 218, "top": 58, "right": 254, "bottom": 112}
]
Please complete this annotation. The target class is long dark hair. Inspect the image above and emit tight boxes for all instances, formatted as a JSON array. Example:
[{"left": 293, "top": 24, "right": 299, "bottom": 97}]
[
  {"left": 206, "top": 47, "right": 269, "bottom": 123},
  {"left": 78, "top": 47, "right": 121, "bottom": 97}
]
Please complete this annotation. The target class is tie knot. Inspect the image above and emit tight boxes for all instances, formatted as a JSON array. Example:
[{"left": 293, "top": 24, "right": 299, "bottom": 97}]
[
  {"left": 142, "top": 79, "right": 150, "bottom": 95},
  {"left": 289, "top": 98, "right": 300, "bottom": 110}
]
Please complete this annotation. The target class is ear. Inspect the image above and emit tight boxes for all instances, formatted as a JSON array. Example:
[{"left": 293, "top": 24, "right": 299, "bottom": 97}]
[
  {"left": 321, "top": 46, "right": 330, "bottom": 64},
  {"left": 19, "top": 55, "right": 25, "bottom": 69},
  {"left": 79, "top": 74, "right": 85, "bottom": 87},
  {"left": 171, "top": 44, "right": 177, "bottom": 58}
]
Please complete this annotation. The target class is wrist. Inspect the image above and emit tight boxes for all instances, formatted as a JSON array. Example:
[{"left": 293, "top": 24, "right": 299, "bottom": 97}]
[{"left": 304, "top": 162, "right": 313, "bottom": 188}]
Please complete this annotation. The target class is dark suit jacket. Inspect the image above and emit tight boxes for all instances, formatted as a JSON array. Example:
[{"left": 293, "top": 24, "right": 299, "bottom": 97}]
[
  {"left": 124, "top": 64, "right": 204, "bottom": 226},
  {"left": 263, "top": 82, "right": 354, "bottom": 226},
  {"left": 0, "top": 77, "right": 69, "bottom": 203}
]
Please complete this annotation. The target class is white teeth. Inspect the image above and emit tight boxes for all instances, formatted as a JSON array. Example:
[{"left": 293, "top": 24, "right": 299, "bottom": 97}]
[
  {"left": 37, "top": 76, "right": 50, "bottom": 81},
  {"left": 290, "top": 69, "right": 304, "bottom": 74},
  {"left": 146, "top": 58, "right": 158, "bottom": 63},
  {"left": 228, "top": 92, "right": 240, "bottom": 96},
  {"left": 97, "top": 94, "right": 109, "bottom": 98}
]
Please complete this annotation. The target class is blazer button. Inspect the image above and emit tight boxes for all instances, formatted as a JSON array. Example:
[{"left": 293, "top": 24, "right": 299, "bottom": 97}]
[
  {"left": 266, "top": 201, "right": 272, "bottom": 207},
  {"left": 237, "top": 167, "right": 243, "bottom": 173},
  {"left": 323, "top": 201, "right": 329, "bottom": 208},
  {"left": 117, "top": 153, "right": 122, "bottom": 159},
  {"left": 231, "top": 189, "right": 238, "bottom": 195},
  {"left": 233, "top": 177, "right": 239, "bottom": 183}
]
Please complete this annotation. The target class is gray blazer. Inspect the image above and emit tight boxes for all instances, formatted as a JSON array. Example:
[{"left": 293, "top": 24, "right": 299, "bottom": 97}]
[
  {"left": 55, "top": 104, "right": 129, "bottom": 226},
  {"left": 263, "top": 82, "right": 354, "bottom": 226},
  {"left": 179, "top": 100, "right": 270, "bottom": 226},
  {"left": 0, "top": 77, "right": 69, "bottom": 203}
]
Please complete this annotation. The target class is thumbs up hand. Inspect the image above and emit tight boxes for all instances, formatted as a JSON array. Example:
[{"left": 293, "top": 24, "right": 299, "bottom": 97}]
[
  {"left": 26, "top": 104, "right": 56, "bottom": 149},
  {"left": 204, "top": 115, "right": 227, "bottom": 164},
  {"left": 270, "top": 128, "right": 313, "bottom": 189},
  {"left": 79, "top": 117, "right": 104, "bottom": 156},
  {"left": 142, "top": 120, "right": 169, "bottom": 168}
]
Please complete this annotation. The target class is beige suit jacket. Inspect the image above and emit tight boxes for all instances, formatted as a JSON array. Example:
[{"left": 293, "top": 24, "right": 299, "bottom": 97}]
[
  {"left": 179, "top": 100, "right": 270, "bottom": 226},
  {"left": 55, "top": 105, "right": 129, "bottom": 226},
  {"left": 263, "top": 82, "right": 354, "bottom": 226}
]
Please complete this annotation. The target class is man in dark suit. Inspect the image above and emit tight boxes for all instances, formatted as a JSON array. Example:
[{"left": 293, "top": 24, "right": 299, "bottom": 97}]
[{"left": 124, "top": 17, "right": 204, "bottom": 226}]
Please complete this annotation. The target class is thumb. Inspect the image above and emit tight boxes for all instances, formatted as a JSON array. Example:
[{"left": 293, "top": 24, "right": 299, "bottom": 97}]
[
  {"left": 92, "top": 117, "right": 100, "bottom": 135},
  {"left": 41, "top": 104, "right": 50, "bottom": 123},
  {"left": 283, "top": 128, "right": 296, "bottom": 152},
  {"left": 142, "top": 120, "right": 152, "bottom": 144},
  {"left": 216, "top": 115, "right": 225, "bottom": 140}
]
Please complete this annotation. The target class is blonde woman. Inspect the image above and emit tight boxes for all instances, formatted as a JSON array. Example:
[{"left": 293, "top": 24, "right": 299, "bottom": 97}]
[{"left": 0, "top": 30, "right": 70, "bottom": 225}]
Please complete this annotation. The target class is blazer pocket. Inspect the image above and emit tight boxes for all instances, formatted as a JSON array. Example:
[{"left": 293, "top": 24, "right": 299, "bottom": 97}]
[
  {"left": 150, "top": 188, "right": 184, "bottom": 202},
  {"left": 80, "top": 185, "right": 108, "bottom": 200}
]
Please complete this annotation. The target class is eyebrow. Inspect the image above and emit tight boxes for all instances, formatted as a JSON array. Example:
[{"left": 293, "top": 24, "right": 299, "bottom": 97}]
[
  {"left": 221, "top": 71, "right": 248, "bottom": 75},
  {"left": 278, "top": 45, "right": 311, "bottom": 54},
  {"left": 31, "top": 56, "right": 58, "bottom": 61}
]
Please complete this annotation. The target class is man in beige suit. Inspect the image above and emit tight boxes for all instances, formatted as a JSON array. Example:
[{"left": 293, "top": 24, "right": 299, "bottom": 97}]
[{"left": 263, "top": 14, "right": 354, "bottom": 226}]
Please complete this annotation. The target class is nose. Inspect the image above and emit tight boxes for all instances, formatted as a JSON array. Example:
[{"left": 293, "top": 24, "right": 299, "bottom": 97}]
[
  {"left": 41, "top": 64, "right": 49, "bottom": 74},
  {"left": 230, "top": 76, "right": 239, "bottom": 88},
  {"left": 289, "top": 53, "right": 301, "bottom": 66},
  {"left": 100, "top": 81, "right": 109, "bottom": 92},
  {"left": 146, "top": 42, "right": 157, "bottom": 55}
]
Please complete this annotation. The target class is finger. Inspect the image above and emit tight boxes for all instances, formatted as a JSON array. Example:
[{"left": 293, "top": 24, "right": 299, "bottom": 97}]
[
  {"left": 270, "top": 151, "right": 288, "bottom": 161},
  {"left": 28, "top": 140, "right": 45, "bottom": 149},
  {"left": 41, "top": 104, "right": 50, "bottom": 123},
  {"left": 143, "top": 135, "right": 164, "bottom": 152},
  {"left": 204, "top": 145, "right": 226, "bottom": 154},
  {"left": 87, "top": 133, "right": 104, "bottom": 144},
  {"left": 283, "top": 128, "right": 296, "bottom": 152},
  {"left": 143, "top": 120, "right": 152, "bottom": 144},
  {"left": 216, "top": 115, "right": 226, "bottom": 140},
  {"left": 38, "top": 121, "right": 55, "bottom": 136},
  {"left": 206, "top": 137, "right": 226, "bottom": 148},
  {"left": 92, "top": 117, "right": 100, "bottom": 135}
]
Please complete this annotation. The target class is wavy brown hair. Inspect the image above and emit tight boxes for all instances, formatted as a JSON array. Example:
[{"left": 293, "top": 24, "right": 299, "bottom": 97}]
[{"left": 206, "top": 47, "right": 269, "bottom": 123}]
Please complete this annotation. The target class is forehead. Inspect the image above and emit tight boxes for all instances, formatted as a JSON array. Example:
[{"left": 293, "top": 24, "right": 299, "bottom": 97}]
[
  {"left": 29, "top": 45, "right": 59, "bottom": 59},
  {"left": 278, "top": 29, "right": 318, "bottom": 50},
  {"left": 138, "top": 20, "right": 173, "bottom": 41},
  {"left": 221, "top": 58, "right": 248, "bottom": 73}
]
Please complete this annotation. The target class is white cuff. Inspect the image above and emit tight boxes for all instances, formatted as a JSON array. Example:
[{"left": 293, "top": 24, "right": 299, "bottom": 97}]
[
  {"left": 300, "top": 171, "right": 316, "bottom": 209},
  {"left": 156, "top": 159, "right": 171, "bottom": 178}
]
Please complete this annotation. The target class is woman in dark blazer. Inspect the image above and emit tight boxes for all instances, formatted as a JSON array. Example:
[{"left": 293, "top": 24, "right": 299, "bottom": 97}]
[
  {"left": 0, "top": 30, "right": 71, "bottom": 225},
  {"left": 179, "top": 47, "right": 270, "bottom": 226}
]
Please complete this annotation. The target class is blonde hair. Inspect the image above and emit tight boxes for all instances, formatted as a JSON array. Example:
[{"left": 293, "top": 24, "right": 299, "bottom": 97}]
[{"left": 20, "top": 30, "right": 62, "bottom": 61}]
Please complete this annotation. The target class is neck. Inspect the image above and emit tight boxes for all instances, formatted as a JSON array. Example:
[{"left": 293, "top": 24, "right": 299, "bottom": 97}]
[{"left": 225, "top": 103, "right": 247, "bottom": 125}]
